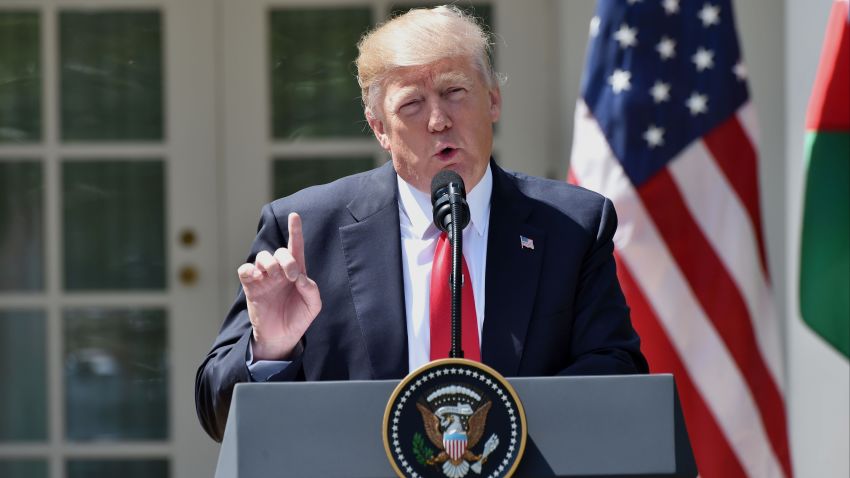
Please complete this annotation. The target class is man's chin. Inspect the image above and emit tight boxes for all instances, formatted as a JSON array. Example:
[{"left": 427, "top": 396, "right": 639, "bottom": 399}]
[
  {"left": 392, "top": 158, "right": 485, "bottom": 193},
  {"left": 442, "top": 164, "right": 486, "bottom": 192}
]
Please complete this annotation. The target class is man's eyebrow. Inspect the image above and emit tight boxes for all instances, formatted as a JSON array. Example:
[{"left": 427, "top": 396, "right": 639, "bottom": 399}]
[
  {"left": 387, "top": 86, "right": 421, "bottom": 105},
  {"left": 434, "top": 71, "right": 474, "bottom": 89}
]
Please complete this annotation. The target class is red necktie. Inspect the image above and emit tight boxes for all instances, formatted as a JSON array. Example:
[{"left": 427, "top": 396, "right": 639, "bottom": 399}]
[{"left": 430, "top": 232, "right": 481, "bottom": 361}]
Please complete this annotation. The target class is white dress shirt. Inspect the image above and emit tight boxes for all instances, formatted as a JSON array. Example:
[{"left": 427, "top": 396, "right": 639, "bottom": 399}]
[{"left": 397, "top": 165, "right": 492, "bottom": 372}]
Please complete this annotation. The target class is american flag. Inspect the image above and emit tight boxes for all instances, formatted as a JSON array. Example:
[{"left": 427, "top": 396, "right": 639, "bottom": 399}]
[{"left": 568, "top": 1, "right": 792, "bottom": 476}]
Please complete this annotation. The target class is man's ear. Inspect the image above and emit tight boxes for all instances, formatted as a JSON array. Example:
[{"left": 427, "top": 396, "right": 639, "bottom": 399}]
[
  {"left": 366, "top": 107, "right": 391, "bottom": 151},
  {"left": 488, "top": 86, "right": 502, "bottom": 123}
]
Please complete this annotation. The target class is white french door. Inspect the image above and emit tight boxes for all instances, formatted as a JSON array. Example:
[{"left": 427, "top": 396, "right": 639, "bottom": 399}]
[{"left": 0, "top": 1, "right": 220, "bottom": 477}]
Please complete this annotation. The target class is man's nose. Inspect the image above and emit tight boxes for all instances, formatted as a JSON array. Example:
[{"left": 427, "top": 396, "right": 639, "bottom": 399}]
[{"left": 427, "top": 103, "right": 452, "bottom": 132}]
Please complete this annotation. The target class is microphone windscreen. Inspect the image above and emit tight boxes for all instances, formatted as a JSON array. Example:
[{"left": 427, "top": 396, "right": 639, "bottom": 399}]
[{"left": 430, "top": 170, "right": 465, "bottom": 204}]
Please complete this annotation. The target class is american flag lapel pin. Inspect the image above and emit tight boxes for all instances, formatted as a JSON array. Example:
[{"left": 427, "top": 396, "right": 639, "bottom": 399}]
[{"left": 520, "top": 235, "right": 534, "bottom": 250}]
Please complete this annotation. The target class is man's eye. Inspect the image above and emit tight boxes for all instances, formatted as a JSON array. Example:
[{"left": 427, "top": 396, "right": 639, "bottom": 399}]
[
  {"left": 399, "top": 99, "right": 421, "bottom": 113},
  {"left": 446, "top": 88, "right": 466, "bottom": 99}
]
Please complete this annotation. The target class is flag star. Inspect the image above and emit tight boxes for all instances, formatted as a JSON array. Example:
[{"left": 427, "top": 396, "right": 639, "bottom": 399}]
[
  {"left": 589, "top": 16, "right": 600, "bottom": 37},
  {"left": 608, "top": 69, "right": 632, "bottom": 94},
  {"left": 650, "top": 81, "right": 671, "bottom": 103},
  {"left": 733, "top": 61, "right": 748, "bottom": 80},
  {"left": 643, "top": 125, "right": 665, "bottom": 148},
  {"left": 627, "top": 0, "right": 642, "bottom": 4},
  {"left": 698, "top": 3, "right": 721, "bottom": 27},
  {"left": 662, "top": 0, "right": 680, "bottom": 15},
  {"left": 656, "top": 37, "right": 676, "bottom": 60},
  {"left": 613, "top": 23, "right": 638, "bottom": 49},
  {"left": 692, "top": 47, "right": 715, "bottom": 71},
  {"left": 686, "top": 92, "right": 709, "bottom": 115}
]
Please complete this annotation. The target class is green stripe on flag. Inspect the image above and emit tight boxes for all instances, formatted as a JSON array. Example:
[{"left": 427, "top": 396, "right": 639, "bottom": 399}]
[{"left": 800, "top": 130, "right": 850, "bottom": 359}]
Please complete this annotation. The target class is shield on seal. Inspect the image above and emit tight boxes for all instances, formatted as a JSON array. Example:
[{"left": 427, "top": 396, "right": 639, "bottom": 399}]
[{"left": 443, "top": 431, "right": 467, "bottom": 461}]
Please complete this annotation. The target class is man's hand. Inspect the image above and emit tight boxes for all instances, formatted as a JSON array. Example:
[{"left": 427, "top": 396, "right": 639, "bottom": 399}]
[{"left": 237, "top": 212, "right": 322, "bottom": 361}]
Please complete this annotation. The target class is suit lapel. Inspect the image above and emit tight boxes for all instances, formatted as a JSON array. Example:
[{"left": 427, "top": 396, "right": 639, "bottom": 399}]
[
  {"left": 482, "top": 163, "right": 545, "bottom": 376},
  {"left": 339, "top": 162, "right": 409, "bottom": 379}
]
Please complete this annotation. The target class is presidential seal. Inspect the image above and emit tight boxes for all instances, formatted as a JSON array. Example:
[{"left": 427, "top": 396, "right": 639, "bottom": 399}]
[{"left": 383, "top": 359, "right": 527, "bottom": 478}]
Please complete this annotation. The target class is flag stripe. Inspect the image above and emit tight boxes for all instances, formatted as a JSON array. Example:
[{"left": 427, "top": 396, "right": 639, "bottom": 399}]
[
  {"left": 617, "top": 257, "right": 748, "bottom": 478},
  {"left": 668, "top": 137, "right": 784, "bottom": 386},
  {"left": 801, "top": 131, "right": 850, "bottom": 357},
  {"left": 701, "top": 114, "right": 770, "bottom": 278},
  {"left": 637, "top": 169, "right": 792, "bottom": 477},
  {"left": 737, "top": 101, "right": 762, "bottom": 147},
  {"left": 806, "top": 0, "right": 850, "bottom": 130},
  {"left": 570, "top": 103, "right": 784, "bottom": 477}
]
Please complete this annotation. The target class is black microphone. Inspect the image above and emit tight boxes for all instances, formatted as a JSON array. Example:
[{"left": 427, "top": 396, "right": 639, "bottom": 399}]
[
  {"left": 431, "top": 170, "right": 470, "bottom": 238},
  {"left": 430, "top": 170, "right": 470, "bottom": 359}
]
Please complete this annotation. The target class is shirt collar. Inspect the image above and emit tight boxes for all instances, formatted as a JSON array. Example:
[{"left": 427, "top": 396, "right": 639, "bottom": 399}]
[{"left": 397, "top": 164, "right": 493, "bottom": 240}]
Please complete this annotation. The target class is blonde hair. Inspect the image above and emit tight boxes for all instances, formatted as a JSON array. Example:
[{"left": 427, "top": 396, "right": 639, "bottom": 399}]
[{"left": 356, "top": 5, "right": 500, "bottom": 114}]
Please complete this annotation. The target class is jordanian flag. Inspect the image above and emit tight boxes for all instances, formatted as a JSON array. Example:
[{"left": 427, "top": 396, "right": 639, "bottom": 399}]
[{"left": 800, "top": 0, "right": 850, "bottom": 359}]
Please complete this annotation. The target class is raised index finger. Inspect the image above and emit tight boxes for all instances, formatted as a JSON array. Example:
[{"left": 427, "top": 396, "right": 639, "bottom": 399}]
[{"left": 287, "top": 212, "right": 306, "bottom": 274}]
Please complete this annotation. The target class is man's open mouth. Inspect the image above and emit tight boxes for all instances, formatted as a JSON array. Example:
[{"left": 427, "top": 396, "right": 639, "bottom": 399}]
[{"left": 436, "top": 147, "right": 458, "bottom": 160}]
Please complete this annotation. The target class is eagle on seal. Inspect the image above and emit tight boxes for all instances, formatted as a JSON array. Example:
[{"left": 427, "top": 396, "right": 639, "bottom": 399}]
[{"left": 416, "top": 400, "right": 492, "bottom": 478}]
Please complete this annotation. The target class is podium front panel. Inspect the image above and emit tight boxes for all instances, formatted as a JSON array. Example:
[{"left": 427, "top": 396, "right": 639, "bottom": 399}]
[{"left": 215, "top": 374, "right": 695, "bottom": 477}]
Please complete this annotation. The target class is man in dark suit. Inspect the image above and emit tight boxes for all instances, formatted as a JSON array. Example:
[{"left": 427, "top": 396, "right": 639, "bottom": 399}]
[{"left": 195, "top": 5, "right": 647, "bottom": 442}]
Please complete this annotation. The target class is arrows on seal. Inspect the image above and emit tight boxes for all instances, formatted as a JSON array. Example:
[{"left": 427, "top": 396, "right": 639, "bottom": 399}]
[{"left": 470, "top": 434, "right": 499, "bottom": 474}]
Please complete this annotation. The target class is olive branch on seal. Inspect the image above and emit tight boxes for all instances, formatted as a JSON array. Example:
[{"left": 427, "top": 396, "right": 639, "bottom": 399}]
[{"left": 412, "top": 432, "right": 435, "bottom": 465}]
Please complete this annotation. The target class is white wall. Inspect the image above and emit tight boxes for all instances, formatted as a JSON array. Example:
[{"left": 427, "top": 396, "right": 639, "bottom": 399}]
[{"left": 492, "top": 0, "right": 558, "bottom": 178}]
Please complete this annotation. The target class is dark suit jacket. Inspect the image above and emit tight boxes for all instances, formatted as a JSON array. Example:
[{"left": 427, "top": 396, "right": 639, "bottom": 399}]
[{"left": 195, "top": 160, "right": 647, "bottom": 441}]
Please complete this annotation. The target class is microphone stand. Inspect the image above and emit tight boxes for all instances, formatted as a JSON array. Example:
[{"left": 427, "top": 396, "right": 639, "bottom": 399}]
[{"left": 448, "top": 183, "right": 464, "bottom": 359}]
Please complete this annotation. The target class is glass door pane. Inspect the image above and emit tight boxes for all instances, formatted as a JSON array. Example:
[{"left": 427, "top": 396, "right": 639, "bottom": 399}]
[
  {"left": 0, "top": 310, "right": 47, "bottom": 442},
  {"left": 62, "top": 160, "right": 166, "bottom": 290},
  {"left": 269, "top": 8, "right": 371, "bottom": 139},
  {"left": 59, "top": 11, "right": 163, "bottom": 141},
  {"left": 0, "top": 161, "right": 44, "bottom": 290},
  {"left": 0, "top": 11, "right": 41, "bottom": 143},
  {"left": 64, "top": 308, "right": 168, "bottom": 441}
]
